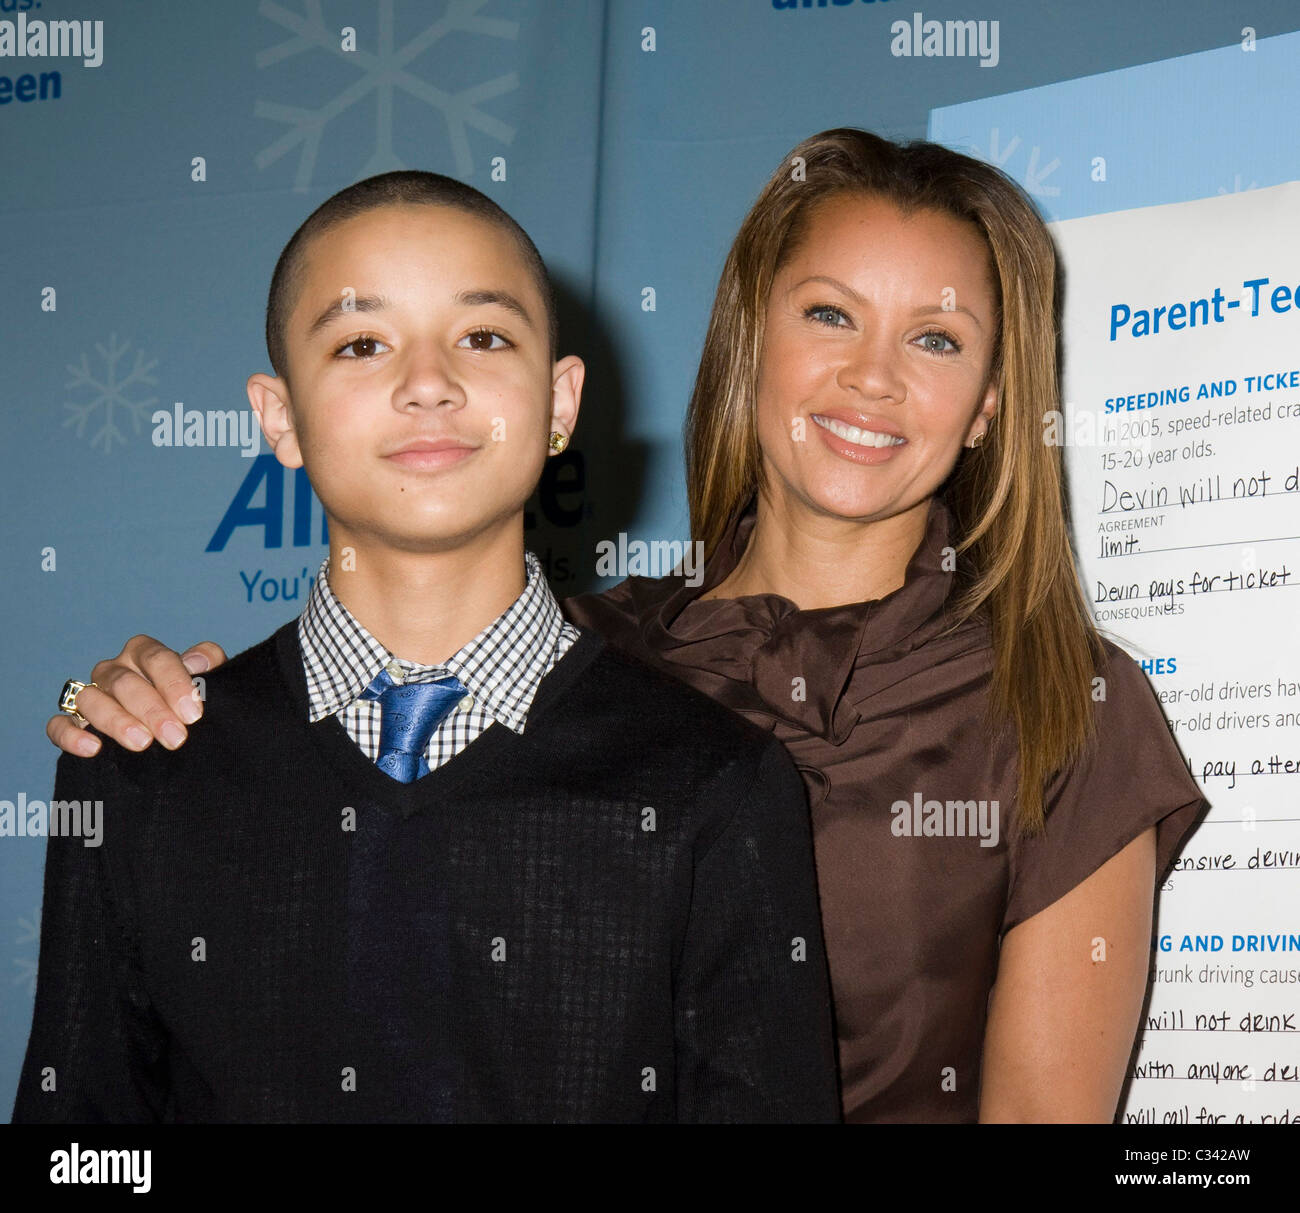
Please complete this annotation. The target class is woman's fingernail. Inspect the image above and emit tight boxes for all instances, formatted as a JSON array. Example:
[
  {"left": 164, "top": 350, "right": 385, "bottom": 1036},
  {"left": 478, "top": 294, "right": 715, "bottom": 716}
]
[
  {"left": 177, "top": 696, "right": 201, "bottom": 724},
  {"left": 182, "top": 652, "right": 209, "bottom": 674},
  {"left": 126, "top": 726, "right": 151, "bottom": 750},
  {"left": 160, "top": 722, "right": 186, "bottom": 749},
  {"left": 78, "top": 734, "right": 101, "bottom": 756}
]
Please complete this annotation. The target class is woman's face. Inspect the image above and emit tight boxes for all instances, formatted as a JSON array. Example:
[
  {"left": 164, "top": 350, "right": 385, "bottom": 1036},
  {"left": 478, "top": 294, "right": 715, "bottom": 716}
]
[{"left": 754, "top": 192, "right": 1000, "bottom": 527}]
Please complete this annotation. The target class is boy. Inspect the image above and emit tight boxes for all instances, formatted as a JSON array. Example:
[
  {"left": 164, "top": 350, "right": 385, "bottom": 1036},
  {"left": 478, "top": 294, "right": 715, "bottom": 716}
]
[{"left": 15, "top": 172, "right": 839, "bottom": 1123}]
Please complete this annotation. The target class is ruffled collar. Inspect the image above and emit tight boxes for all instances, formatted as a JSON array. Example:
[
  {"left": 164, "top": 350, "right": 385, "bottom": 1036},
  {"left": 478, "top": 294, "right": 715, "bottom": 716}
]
[{"left": 627, "top": 494, "right": 959, "bottom": 743}]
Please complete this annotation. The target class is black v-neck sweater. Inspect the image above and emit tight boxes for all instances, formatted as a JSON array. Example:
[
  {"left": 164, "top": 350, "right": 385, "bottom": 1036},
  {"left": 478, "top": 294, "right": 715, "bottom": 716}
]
[{"left": 13, "top": 623, "right": 840, "bottom": 1123}]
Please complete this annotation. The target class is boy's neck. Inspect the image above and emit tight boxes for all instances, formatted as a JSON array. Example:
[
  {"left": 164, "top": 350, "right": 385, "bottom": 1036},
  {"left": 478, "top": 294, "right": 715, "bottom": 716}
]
[{"left": 323, "top": 522, "right": 529, "bottom": 666}]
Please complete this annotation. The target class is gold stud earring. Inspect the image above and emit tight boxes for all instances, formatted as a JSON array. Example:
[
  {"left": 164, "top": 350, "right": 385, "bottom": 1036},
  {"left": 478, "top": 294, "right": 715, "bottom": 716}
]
[
  {"left": 548, "top": 431, "right": 568, "bottom": 453},
  {"left": 969, "top": 432, "right": 984, "bottom": 449}
]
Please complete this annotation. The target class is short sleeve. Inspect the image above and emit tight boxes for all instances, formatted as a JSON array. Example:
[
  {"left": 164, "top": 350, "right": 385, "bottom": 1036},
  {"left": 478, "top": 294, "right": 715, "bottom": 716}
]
[{"left": 1002, "top": 643, "right": 1208, "bottom": 935}]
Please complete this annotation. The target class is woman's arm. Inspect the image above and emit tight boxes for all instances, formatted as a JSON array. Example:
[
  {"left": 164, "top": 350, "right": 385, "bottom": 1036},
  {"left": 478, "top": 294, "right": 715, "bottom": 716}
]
[{"left": 978, "top": 826, "right": 1156, "bottom": 1122}]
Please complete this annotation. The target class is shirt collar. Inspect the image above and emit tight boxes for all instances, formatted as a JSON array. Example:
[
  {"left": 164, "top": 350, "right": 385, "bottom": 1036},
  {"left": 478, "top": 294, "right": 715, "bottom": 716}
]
[
  {"left": 298, "top": 549, "right": 566, "bottom": 733},
  {"left": 614, "top": 494, "right": 957, "bottom": 744}
]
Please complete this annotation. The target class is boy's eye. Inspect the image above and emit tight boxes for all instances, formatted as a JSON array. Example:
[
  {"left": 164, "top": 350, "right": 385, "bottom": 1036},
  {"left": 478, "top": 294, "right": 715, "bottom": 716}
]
[
  {"left": 459, "top": 328, "right": 512, "bottom": 351},
  {"left": 335, "top": 335, "right": 390, "bottom": 359}
]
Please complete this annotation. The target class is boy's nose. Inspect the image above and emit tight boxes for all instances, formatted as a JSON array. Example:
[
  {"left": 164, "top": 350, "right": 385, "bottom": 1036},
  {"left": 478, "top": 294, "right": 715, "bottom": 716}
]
[{"left": 394, "top": 345, "right": 468, "bottom": 410}]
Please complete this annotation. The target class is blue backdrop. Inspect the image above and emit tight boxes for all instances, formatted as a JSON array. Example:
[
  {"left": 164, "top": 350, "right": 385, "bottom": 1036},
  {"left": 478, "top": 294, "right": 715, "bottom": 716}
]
[{"left": 3, "top": 0, "right": 1298, "bottom": 1114}]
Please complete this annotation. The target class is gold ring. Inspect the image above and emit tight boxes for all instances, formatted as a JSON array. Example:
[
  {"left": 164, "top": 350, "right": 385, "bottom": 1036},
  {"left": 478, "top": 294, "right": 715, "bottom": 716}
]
[{"left": 58, "top": 679, "right": 99, "bottom": 725}]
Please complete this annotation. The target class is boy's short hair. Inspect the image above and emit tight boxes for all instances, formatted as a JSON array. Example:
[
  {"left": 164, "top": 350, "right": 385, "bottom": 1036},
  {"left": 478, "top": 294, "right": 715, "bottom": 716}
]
[{"left": 265, "top": 170, "right": 560, "bottom": 380}]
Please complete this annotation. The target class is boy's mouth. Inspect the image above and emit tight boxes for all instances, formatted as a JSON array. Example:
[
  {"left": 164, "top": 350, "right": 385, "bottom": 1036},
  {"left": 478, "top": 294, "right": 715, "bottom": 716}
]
[{"left": 384, "top": 437, "right": 478, "bottom": 470}]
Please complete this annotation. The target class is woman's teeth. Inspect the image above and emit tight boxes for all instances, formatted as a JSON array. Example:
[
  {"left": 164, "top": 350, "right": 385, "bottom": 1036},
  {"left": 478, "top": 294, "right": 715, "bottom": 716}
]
[{"left": 813, "top": 415, "right": 905, "bottom": 448}]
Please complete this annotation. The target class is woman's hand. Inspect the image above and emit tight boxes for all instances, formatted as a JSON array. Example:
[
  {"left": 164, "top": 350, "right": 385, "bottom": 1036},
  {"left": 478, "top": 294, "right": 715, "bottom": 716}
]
[{"left": 46, "top": 636, "right": 229, "bottom": 757}]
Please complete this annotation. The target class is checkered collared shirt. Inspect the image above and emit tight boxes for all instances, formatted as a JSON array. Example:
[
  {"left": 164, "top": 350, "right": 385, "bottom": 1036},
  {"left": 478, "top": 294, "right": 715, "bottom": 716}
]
[{"left": 297, "top": 550, "right": 580, "bottom": 771}]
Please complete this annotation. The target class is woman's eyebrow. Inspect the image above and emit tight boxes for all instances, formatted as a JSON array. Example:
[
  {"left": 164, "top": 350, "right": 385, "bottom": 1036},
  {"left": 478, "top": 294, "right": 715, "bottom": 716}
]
[
  {"left": 306, "top": 293, "right": 392, "bottom": 337},
  {"left": 792, "top": 275, "right": 983, "bottom": 329},
  {"left": 912, "top": 302, "right": 983, "bottom": 330},
  {"left": 792, "top": 274, "right": 864, "bottom": 302}
]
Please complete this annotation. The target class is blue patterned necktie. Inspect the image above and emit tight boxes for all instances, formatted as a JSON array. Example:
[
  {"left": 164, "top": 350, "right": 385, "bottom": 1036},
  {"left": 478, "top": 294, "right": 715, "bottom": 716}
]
[{"left": 358, "top": 667, "right": 467, "bottom": 782}]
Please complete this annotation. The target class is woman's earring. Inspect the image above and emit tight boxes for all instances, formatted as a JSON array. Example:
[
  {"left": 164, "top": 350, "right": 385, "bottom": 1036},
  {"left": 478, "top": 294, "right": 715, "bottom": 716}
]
[
  {"left": 548, "top": 431, "right": 569, "bottom": 453},
  {"left": 969, "top": 431, "right": 985, "bottom": 449}
]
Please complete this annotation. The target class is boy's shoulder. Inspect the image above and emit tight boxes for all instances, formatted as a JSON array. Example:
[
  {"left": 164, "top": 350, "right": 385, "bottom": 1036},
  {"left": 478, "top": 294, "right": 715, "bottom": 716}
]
[
  {"left": 135, "top": 622, "right": 299, "bottom": 752},
  {"left": 557, "top": 637, "right": 807, "bottom": 849},
  {"left": 556, "top": 629, "right": 784, "bottom": 762},
  {"left": 193, "top": 620, "right": 299, "bottom": 714},
  {"left": 55, "top": 623, "right": 301, "bottom": 797}
]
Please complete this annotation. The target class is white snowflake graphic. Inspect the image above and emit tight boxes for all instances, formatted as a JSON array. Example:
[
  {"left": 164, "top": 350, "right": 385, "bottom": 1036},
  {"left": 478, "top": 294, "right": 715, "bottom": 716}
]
[
  {"left": 254, "top": 0, "right": 519, "bottom": 189},
  {"left": 965, "top": 127, "right": 1061, "bottom": 198},
  {"left": 63, "top": 334, "right": 159, "bottom": 455},
  {"left": 1217, "top": 173, "right": 1258, "bottom": 195},
  {"left": 13, "top": 907, "right": 39, "bottom": 996}
]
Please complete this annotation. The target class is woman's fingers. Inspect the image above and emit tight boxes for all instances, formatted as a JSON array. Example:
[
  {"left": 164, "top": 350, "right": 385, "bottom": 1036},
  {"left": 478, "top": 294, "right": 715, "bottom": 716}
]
[
  {"left": 180, "top": 641, "right": 229, "bottom": 676},
  {"left": 46, "top": 711, "right": 102, "bottom": 757},
  {"left": 47, "top": 636, "right": 229, "bottom": 756},
  {"left": 90, "top": 662, "right": 191, "bottom": 748}
]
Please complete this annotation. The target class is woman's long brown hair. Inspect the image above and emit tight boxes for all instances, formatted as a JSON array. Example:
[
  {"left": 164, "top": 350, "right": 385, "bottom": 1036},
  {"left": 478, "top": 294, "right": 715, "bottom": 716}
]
[{"left": 684, "top": 127, "right": 1106, "bottom": 835}]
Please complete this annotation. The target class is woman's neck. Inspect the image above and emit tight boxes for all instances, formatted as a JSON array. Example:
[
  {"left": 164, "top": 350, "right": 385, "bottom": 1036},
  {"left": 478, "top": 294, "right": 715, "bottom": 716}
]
[{"left": 701, "top": 489, "right": 933, "bottom": 611}]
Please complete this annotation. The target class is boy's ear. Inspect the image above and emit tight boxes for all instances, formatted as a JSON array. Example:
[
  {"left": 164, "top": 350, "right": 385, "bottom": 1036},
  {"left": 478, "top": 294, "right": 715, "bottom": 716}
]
[
  {"left": 246, "top": 373, "right": 304, "bottom": 469},
  {"left": 547, "top": 355, "right": 584, "bottom": 450}
]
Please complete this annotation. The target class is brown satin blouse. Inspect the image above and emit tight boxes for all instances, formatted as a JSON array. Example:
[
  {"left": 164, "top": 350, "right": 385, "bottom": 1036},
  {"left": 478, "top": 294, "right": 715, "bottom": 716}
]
[{"left": 563, "top": 492, "right": 1207, "bottom": 1123}]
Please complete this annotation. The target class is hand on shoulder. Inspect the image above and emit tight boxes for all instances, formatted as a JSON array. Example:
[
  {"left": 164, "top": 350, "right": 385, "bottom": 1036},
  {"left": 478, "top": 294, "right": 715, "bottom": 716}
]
[{"left": 46, "top": 636, "right": 228, "bottom": 757}]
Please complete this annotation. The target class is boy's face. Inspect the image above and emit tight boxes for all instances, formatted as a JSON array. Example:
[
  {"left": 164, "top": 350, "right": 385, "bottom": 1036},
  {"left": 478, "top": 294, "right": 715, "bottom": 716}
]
[{"left": 248, "top": 204, "right": 581, "bottom": 556}]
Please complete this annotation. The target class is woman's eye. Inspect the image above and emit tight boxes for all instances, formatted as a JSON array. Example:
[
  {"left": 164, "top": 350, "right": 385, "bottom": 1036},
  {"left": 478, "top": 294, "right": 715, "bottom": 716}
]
[
  {"left": 336, "top": 335, "right": 389, "bottom": 359},
  {"left": 804, "top": 304, "right": 850, "bottom": 328},
  {"left": 459, "top": 329, "right": 511, "bottom": 351},
  {"left": 918, "top": 329, "right": 961, "bottom": 356}
]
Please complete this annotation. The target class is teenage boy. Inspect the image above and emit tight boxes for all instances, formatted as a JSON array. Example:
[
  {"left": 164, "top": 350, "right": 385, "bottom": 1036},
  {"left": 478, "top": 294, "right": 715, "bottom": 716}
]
[{"left": 16, "top": 172, "right": 839, "bottom": 1123}]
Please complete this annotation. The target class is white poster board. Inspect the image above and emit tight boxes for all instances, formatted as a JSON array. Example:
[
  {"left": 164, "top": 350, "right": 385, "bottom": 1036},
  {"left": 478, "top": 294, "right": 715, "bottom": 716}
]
[{"left": 1053, "top": 180, "right": 1300, "bottom": 1124}]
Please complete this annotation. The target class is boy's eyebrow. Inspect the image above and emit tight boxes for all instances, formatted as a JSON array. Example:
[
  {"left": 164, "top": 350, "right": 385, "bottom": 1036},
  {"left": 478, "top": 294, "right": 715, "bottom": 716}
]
[
  {"left": 455, "top": 289, "right": 536, "bottom": 331},
  {"left": 306, "top": 293, "right": 393, "bottom": 338},
  {"left": 304, "top": 289, "right": 537, "bottom": 337}
]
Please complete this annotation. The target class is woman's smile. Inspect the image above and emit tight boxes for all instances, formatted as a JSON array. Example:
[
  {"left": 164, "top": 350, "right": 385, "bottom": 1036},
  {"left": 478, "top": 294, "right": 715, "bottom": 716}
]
[{"left": 811, "top": 411, "right": 908, "bottom": 465}]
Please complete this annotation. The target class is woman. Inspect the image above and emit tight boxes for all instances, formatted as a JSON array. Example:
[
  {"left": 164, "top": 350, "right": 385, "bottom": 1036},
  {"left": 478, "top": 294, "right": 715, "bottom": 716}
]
[
  {"left": 46, "top": 129, "right": 1205, "bottom": 1122},
  {"left": 564, "top": 128, "right": 1205, "bottom": 1121}
]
